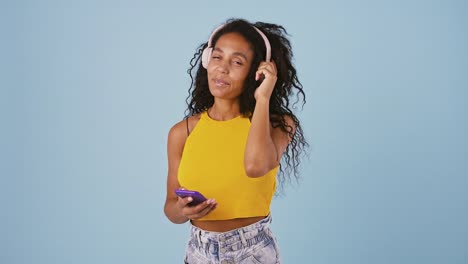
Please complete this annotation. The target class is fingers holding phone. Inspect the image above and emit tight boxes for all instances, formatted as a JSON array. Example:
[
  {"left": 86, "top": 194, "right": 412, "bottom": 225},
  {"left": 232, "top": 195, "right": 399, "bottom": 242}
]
[
  {"left": 183, "top": 199, "right": 217, "bottom": 220},
  {"left": 175, "top": 189, "right": 217, "bottom": 220}
]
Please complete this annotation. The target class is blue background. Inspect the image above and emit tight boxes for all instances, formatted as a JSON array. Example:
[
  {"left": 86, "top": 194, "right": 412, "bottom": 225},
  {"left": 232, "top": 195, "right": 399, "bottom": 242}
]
[{"left": 1, "top": 0, "right": 467, "bottom": 263}]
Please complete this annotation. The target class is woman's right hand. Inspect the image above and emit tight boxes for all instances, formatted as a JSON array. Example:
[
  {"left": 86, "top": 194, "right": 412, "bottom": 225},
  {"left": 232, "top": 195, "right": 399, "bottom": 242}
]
[{"left": 176, "top": 196, "right": 217, "bottom": 220}]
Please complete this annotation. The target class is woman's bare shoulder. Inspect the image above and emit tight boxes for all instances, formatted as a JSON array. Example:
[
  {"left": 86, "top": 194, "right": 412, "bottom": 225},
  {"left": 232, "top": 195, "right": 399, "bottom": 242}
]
[
  {"left": 168, "top": 113, "right": 203, "bottom": 140},
  {"left": 186, "top": 113, "right": 202, "bottom": 135},
  {"left": 271, "top": 114, "right": 297, "bottom": 143}
]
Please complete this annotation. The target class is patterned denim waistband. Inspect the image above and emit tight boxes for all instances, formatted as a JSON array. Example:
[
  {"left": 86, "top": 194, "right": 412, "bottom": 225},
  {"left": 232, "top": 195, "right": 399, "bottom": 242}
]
[{"left": 189, "top": 215, "right": 272, "bottom": 248}]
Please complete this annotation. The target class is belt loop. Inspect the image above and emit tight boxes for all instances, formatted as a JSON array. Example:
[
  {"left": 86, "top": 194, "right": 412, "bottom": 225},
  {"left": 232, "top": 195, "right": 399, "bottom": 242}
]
[
  {"left": 239, "top": 229, "right": 247, "bottom": 247},
  {"left": 263, "top": 214, "right": 272, "bottom": 229},
  {"left": 196, "top": 230, "right": 202, "bottom": 248}
]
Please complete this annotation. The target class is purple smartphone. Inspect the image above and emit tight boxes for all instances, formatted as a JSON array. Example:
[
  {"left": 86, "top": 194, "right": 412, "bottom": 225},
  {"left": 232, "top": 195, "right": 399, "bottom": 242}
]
[{"left": 175, "top": 189, "right": 207, "bottom": 206}]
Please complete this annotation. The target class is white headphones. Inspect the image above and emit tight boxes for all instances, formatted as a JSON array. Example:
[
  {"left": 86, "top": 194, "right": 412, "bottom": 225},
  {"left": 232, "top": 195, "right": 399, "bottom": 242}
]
[{"left": 201, "top": 24, "right": 272, "bottom": 69}]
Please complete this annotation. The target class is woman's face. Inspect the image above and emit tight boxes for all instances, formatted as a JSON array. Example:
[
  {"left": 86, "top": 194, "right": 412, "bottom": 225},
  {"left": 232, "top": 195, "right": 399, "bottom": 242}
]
[{"left": 207, "top": 32, "right": 254, "bottom": 100}]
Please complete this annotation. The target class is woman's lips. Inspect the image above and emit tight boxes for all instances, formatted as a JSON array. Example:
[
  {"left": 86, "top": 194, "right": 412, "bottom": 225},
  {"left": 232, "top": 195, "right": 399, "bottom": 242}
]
[{"left": 213, "top": 78, "right": 230, "bottom": 87}]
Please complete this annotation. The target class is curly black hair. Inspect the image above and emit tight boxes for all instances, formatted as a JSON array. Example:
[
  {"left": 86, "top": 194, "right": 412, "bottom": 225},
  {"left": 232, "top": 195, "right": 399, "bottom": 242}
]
[{"left": 185, "top": 18, "right": 308, "bottom": 189}]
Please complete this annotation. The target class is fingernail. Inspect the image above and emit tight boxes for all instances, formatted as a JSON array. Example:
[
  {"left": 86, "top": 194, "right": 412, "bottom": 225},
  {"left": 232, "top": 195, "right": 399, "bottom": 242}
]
[{"left": 188, "top": 197, "right": 193, "bottom": 201}]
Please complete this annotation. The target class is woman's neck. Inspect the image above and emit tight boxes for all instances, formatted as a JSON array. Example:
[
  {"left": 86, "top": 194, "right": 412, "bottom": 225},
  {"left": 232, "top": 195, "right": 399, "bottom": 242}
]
[{"left": 208, "top": 101, "right": 241, "bottom": 121}]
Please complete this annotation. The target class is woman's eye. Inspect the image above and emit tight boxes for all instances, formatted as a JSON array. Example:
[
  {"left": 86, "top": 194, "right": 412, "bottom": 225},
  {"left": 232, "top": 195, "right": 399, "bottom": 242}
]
[
  {"left": 212, "top": 55, "right": 221, "bottom": 60},
  {"left": 233, "top": 61, "right": 243, "bottom": 65}
]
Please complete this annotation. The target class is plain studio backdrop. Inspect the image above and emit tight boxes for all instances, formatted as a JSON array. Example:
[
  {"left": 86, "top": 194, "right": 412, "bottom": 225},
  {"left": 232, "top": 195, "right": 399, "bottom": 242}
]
[{"left": 1, "top": 0, "right": 467, "bottom": 263}]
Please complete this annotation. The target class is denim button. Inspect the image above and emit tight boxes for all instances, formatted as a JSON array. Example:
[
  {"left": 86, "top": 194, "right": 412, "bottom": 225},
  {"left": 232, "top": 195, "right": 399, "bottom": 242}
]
[
  {"left": 219, "top": 236, "right": 226, "bottom": 242},
  {"left": 220, "top": 248, "right": 227, "bottom": 253},
  {"left": 220, "top": 260, "right": 232, "bottom": 264}
]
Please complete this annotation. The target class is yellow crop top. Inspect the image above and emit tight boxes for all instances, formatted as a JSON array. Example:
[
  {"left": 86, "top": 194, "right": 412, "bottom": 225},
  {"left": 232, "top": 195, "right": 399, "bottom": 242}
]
[{"left": 178, "top": 111, "right": 278, "bottom": 220}]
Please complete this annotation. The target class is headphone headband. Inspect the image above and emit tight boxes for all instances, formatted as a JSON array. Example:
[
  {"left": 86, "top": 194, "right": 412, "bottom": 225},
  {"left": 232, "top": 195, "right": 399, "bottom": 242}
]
[{"left": 201, "top": 23, "right": 271, "bottom": 69}]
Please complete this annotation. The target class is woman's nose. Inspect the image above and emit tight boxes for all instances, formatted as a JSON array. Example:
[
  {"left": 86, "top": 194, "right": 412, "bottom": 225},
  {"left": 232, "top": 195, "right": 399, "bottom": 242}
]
[{"left": 215, "top": 60, "right": 229, "bottom": 73}]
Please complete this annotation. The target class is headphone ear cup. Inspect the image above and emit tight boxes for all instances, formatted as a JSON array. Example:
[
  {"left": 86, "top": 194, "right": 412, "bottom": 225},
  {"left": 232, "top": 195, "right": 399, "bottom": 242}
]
[{"left": 201, "top": 47, "right": 212, "bottom": 69}]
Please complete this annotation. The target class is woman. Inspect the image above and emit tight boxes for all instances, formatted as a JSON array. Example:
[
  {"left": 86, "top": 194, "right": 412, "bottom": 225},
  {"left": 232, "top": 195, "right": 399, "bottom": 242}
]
[{"left": 164, "top": 18, "right": 307, "bottom": 264}]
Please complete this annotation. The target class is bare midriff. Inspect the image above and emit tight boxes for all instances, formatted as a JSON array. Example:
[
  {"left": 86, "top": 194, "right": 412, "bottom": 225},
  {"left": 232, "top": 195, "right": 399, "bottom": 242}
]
[{"left": 191, "top": 216, "right": 266, "bottom": 232}]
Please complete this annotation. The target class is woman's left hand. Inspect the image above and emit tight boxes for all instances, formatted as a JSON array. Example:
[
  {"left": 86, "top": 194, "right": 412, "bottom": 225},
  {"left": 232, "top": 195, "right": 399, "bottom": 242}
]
[{"left": 254, "top": 61, "right": 277, "bottom": 101}]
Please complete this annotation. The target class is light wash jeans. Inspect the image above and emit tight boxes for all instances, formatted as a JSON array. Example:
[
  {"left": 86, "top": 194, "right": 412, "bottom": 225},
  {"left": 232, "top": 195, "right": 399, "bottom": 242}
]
[{"left": 184, "top": 215, "right": 280, "bottom": 264}]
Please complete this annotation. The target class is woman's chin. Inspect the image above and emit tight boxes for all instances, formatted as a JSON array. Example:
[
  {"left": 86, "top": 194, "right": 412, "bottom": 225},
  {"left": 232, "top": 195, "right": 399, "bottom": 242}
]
[{"left": 209, "top": 87, "right": 229, "bottom": 97}]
